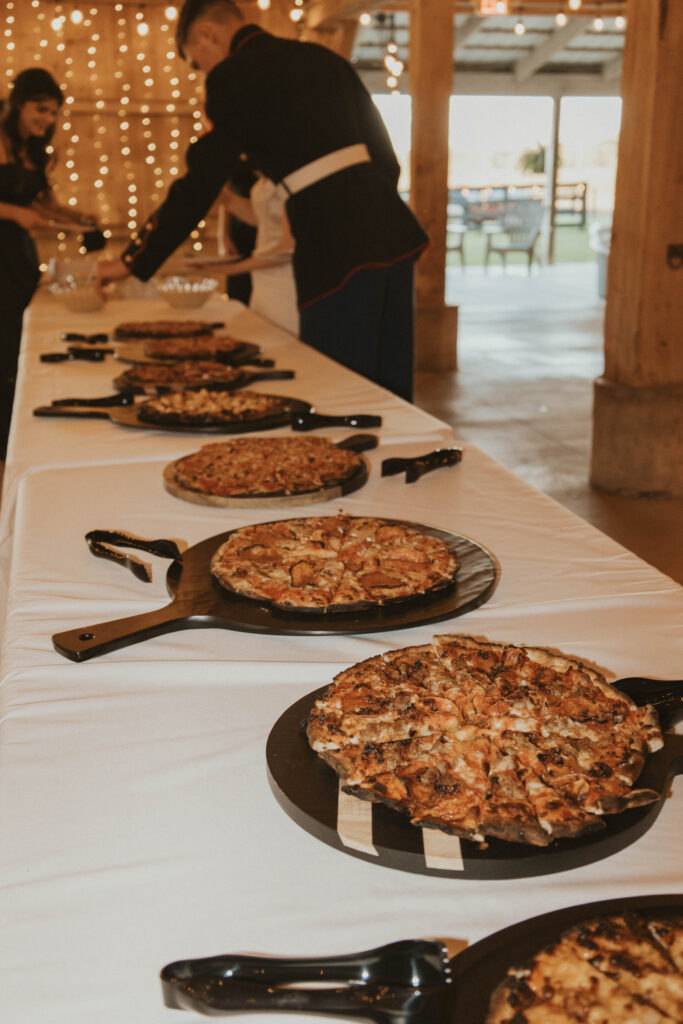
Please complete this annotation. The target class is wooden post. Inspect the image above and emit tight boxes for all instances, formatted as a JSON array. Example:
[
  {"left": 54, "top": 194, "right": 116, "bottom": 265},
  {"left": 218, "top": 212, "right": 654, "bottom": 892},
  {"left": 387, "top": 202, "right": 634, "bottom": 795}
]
[
  {"left": 543, "top": 94, "right": 561, "bottom": 265},
  {"left": 590, "top": 0, "right": 683, "bottom": 495},
  {"left": 410, "top": 0, "right": 458, "bottom": 371}
]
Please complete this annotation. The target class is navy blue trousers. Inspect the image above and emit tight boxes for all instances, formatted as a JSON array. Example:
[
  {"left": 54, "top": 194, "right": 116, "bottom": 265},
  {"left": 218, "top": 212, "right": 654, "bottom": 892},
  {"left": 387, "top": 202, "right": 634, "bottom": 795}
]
[{"left": 299, "top": 258, "right": 415, "bottom": 403}]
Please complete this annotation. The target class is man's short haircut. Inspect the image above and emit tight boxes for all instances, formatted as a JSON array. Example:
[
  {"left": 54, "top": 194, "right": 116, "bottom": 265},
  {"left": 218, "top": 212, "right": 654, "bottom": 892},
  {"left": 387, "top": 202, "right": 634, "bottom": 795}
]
[{"left": 176, "top": 0, "right": 243, "bottom": 56}]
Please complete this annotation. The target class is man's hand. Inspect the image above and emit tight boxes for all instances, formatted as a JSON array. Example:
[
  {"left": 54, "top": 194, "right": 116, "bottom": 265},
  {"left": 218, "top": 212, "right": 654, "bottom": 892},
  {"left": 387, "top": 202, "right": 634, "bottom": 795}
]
[{"left": 94, "top": 258, "right": 131, "bottom": 299}]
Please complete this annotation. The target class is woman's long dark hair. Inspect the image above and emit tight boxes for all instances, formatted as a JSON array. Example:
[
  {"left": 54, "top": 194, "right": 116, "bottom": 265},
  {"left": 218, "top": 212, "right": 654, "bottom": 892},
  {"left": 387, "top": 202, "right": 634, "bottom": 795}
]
[{"left": 1, "top": 68, "right": 63, "bottom": 182}]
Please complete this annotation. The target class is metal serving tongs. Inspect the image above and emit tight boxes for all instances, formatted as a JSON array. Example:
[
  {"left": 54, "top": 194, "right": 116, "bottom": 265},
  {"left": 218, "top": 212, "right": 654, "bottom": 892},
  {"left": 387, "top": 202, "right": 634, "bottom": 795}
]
[{"left": 161, "top": 939, "right": 453, "bottom": 1023}]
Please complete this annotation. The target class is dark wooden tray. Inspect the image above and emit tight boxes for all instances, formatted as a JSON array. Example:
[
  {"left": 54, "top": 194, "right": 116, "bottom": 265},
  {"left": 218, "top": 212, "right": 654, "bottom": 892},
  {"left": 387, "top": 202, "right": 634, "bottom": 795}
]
[{"left": 51, "top": 522, "right": 499, "bottom": 662}]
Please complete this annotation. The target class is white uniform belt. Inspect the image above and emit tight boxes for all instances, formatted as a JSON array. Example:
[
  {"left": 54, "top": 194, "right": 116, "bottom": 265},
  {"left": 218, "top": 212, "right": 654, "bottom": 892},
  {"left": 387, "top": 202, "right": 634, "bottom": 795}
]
[{"left": 277, "top": 143, "right": 370, "bottom": 199}]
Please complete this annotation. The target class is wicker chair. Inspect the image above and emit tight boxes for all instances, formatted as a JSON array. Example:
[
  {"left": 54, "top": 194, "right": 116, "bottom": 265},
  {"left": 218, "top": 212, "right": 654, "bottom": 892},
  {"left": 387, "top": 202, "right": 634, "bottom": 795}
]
[{"left": 484, "top": 200, "right": 543, "bottom": 274}]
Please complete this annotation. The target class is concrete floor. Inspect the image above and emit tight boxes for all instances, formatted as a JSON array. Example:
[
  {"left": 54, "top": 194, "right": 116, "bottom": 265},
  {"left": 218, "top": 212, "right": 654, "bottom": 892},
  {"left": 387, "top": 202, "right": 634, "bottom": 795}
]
[{"left": 415, "top": 263, "right": 683, "bottom": 585}]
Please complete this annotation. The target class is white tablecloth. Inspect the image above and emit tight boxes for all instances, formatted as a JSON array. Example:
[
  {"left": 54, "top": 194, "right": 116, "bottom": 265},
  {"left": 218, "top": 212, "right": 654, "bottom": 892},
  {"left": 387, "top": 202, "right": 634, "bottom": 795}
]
[{"left": 1, "top": 295, "right": 681, "bottom": 1024}]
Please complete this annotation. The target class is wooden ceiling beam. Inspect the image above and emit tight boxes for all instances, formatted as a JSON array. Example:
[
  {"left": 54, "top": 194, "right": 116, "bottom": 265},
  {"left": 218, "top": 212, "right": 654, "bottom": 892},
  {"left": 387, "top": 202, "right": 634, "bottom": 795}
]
[
  {"left": 514, "top": 16, "right": 589, "bottom": 81},
  {"left": 454, "top": 16, "right": 484, "bottom": 49}
]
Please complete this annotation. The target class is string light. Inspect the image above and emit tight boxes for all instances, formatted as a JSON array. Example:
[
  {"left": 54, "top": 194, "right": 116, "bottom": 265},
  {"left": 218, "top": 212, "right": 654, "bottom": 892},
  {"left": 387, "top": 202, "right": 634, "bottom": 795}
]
[
  {"left": 358, "top": 12, "right": 371, "bottom": 26},
  {"left": 514, "top": 19, "right": 526, "bottom": 36},
  {"left": 289, "top": 7, "right": 304, "bottom": 22},
  {"left": 8, "top": 0, "right": 206, "bottom": 262},
  {"left": 593, "top": 17, "right": 604, "bottom": 31},
  {"left": 257, "top": 0, "right": 270, "bottom": 9},
  {"left": 555, "top": 12, "right": 567, "bottom": 27},
  {"left": 568, "top": 0, "right": 582, "bottom": 10},
  {"left": 495, "top": 1, "right": 507, "bottom": 12},
  {"left": 615, "top": 15, "right": 626, "bottom": 30}
]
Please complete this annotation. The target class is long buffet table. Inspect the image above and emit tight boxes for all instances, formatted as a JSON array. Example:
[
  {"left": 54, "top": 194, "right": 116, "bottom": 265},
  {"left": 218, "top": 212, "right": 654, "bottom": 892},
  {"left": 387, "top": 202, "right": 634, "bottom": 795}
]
[{"left": 1, "top": 293, "right": 682, "bottom": 1023}]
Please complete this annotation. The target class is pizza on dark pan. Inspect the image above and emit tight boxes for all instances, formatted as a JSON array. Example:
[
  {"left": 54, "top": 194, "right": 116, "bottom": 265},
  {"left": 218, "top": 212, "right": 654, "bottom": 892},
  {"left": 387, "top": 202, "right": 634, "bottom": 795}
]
[
  {"left": 307, "top": 635, "right": 663, "bottom": 847},
  {"left": 117, "top": 360, "right": 244, "bottom": 390},
  {"left": 114, "top": 319, "right": 216, "bottom": 338},
  {"left": 210, "top": 515, "right": 459, "bottom": 614},
  {"left": 142, "top": 336, "right": 246, "bottom": 361},
  {"left": 137, "top": 388, "right": 290, "bottom": 426},
  {"left": 487, "top": 910, "right": 683, "bottom": 1022},
  {"left": 172, "top": 437, "right": 363, "bottom": 498}
]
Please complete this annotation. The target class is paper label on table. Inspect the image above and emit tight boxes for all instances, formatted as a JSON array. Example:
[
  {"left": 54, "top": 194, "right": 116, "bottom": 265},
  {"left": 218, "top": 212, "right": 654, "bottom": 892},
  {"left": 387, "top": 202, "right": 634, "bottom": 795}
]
[
  {"left": 422, "top": 828, "right": 464, "bottom": 871},
  {"left": 337, "top": 782, "right": 377, "bottom": 856}
]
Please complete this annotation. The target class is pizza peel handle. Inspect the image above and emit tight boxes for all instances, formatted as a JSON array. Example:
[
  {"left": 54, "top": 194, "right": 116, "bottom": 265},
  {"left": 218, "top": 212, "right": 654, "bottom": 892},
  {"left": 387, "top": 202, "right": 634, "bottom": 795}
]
[{"left": 51, "top": 600, "right": 201, "bottom": 663}]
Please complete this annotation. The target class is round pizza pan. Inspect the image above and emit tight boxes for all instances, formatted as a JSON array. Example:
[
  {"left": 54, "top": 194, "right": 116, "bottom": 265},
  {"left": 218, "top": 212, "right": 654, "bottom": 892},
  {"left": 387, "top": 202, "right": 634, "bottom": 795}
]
[
  {"left": 266, "top": 684, "right": 683, "bottom": 880},
  {"left": 162, "top": 454, "right": 370, "bottom": 508}
]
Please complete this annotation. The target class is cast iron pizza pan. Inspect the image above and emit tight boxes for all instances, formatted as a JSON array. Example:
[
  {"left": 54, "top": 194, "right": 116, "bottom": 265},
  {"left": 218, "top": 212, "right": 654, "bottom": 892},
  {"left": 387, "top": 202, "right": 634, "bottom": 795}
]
[
  {"left": 162, "top": 434, "right": 376, "bottom": 509},
  {"left": 112, "top": 339, "right": 262, "bottom": 366},
  {"left": 112, "top": 366, "right": 294, "bottom": 395},
  {"left": 160, "top": 893, "right": 683, "bottom": 1021},
  {"left": 265, "top": 678, "right": 683, "bottom": 879},
  {"left": 51, "top": 521, "right": 499, "bottom": 661},
  {"left": 34, "top": 395, "right": 314, "bottom": 434}
]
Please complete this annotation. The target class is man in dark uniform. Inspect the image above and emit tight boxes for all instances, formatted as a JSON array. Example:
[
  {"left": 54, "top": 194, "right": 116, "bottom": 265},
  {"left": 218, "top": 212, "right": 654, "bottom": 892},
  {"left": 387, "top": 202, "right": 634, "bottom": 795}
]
[{"left": 96, "top": 0, "right": 428, "bottom": 400}]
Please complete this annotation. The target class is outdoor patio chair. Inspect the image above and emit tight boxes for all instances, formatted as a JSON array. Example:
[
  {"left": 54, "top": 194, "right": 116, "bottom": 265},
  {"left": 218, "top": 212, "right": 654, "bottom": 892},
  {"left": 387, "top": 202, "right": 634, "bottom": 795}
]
[{"left": 484, "top": 200, "right": 543, "bottom": 274}]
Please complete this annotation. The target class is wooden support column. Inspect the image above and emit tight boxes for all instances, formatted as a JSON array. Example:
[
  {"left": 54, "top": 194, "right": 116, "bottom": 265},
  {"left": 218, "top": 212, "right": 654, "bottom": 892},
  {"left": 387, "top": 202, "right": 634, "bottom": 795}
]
[
  {"left": 542, "top": 94, "right": 561, "bottom": 265},
  {"left": 590, "top": 0, "right": 683, "bottom": 496},
  {"left": 410, "top": 0, "right": 457, "bottom": 371}
]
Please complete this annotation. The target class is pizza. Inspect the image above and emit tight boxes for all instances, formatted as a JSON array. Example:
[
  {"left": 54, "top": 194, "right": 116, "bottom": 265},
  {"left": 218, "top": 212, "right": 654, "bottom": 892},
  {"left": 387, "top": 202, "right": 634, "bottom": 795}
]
[
  {"left": 487, "top": 911, "right": 683, "bottom": 1022},
  {"left": 142, "top": 336, "right": 247, "bottom": 361},
  {"left": 210, "top": 515, "right": 458, "bottom": 612},
  {"left": 173, "top": 437, "right": 363, "bottom": 497},
  {"left": 306, "top": 635, "right": 663, "bottom": 846},
  {"left": 114, "top": 319, "right": 216, "bottom": 338},
  {"left": 117, "top": 360, "right": 244, "bottom": 391},
  {"left": 137, "top": 388, "right": 291, "bottom": 426}
]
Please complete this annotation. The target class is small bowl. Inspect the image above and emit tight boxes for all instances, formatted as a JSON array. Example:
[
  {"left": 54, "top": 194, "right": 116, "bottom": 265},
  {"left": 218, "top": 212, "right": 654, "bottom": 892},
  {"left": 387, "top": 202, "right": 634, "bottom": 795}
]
[
  {"left": 49, "top": 276, "right": 105, "bottom": 312},
  {"left": 157, "top": 276, "right": 218, "bottom": 309}
]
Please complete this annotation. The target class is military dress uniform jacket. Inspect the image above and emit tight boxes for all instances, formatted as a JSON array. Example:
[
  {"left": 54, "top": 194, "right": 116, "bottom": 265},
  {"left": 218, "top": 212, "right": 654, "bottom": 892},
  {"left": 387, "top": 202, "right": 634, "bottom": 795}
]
[{"left": 122, "top": 24, "right": 428, "bottom": 308}]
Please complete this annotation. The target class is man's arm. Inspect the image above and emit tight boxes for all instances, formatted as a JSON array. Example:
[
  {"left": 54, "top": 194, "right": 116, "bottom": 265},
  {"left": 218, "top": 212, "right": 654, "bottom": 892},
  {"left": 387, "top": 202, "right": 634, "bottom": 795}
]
[{"left": 100, "top": 121, "right": 241, "bottom": 288}]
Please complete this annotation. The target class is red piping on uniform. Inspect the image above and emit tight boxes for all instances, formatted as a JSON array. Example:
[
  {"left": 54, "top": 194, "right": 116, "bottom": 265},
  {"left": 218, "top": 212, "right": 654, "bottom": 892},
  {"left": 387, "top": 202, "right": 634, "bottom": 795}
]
[{"left": 297, "top": 240, "right": 430, "bottom": 311}]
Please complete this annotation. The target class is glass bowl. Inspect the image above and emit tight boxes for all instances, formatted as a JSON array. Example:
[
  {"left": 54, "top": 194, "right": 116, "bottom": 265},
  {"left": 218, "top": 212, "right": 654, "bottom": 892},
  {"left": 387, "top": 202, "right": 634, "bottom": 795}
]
[
  {"left": 49, "top": 276, "right": 105, "bottom": 312},
  {"left": 157, "top": 276, "right": 218, "bottom": 309}
]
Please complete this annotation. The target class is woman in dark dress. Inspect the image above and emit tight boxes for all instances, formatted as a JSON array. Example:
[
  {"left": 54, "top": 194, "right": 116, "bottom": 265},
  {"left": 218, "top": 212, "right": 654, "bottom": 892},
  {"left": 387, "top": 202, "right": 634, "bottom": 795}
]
[{"left": 0, "top": 69, "right": 97, "bottom": 457}]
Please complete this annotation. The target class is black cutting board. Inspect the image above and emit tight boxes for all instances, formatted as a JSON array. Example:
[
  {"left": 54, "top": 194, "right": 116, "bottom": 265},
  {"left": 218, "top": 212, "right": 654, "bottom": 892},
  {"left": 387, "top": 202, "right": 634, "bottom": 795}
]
[
  {"left": 266, "top": 680, "right": 683, "bottom": 879},
  {"left": 51, "top": 522, "right": 499, "bottom": 662}
]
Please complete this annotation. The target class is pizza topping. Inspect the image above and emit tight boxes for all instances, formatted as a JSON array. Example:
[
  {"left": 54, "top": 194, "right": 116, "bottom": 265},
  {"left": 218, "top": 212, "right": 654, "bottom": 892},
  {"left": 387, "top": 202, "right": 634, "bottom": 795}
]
[
  {"left": 138, "top": 389, "right": 289, "bottom": 425},
  {"left": 121, "top": 360, "right": 243, "bottom": 387},
  {"left": 115, "top": 319, "right": 217, "bottom": 338},
  {"left": 210, "top": 515, "right": 458, "bottom": 612},
  {"left": 143, "top": 336, "right": 245, "bottom": 360},
  {"left": 307, "top": 635, "right": 663, "bottom": 846},
  {"left": 487, "top": 913, "right": 683, "bottom": 1023}
]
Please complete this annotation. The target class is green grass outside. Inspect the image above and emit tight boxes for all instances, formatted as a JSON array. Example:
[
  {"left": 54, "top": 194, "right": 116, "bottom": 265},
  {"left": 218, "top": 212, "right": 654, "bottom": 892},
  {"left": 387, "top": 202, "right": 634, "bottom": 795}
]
[{"left": 447, "top": 221, "right": 596, "bottom": 268}]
